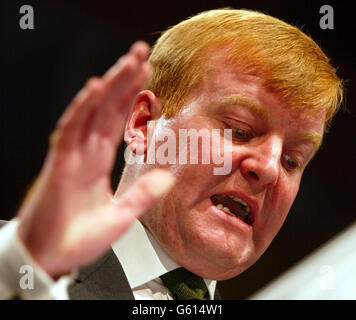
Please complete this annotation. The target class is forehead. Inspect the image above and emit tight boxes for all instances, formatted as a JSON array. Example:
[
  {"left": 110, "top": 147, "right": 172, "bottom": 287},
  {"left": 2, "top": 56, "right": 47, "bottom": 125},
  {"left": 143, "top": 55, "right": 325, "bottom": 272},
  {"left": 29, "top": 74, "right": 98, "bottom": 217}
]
[{"left": 182, "top": 50, "right": 325, "bottom": 146}]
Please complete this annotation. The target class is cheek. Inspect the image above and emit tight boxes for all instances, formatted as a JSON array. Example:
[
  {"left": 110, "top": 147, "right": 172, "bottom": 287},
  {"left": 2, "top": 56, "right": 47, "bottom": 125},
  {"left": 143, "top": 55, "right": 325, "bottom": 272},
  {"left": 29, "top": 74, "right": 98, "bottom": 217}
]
[
  {"left": 256, "top": 180, "right": 300, "bottom": 248},
  {"left": 275, "top": 172, "right": 301, "bottom": 213},
  {"left": 273, "top": 184, "right": 299, "bottom": 227}
]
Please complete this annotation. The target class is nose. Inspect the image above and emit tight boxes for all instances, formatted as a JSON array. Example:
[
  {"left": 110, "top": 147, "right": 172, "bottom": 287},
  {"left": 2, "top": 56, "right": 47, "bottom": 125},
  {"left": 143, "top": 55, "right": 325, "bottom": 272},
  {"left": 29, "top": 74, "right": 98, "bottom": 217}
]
[{"left": 239, "top": 135, "right": 282, "bottom": 190}]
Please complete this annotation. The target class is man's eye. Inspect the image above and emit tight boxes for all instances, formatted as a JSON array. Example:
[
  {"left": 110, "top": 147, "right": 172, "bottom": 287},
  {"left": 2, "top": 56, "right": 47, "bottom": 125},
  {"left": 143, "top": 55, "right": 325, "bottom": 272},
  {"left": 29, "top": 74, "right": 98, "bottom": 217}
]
[
  {"left": 283, "top": 154, "right": 299, "bottom": 171},
  {"left": 231, "top": 128, "right": 253, "bottom": 142}
]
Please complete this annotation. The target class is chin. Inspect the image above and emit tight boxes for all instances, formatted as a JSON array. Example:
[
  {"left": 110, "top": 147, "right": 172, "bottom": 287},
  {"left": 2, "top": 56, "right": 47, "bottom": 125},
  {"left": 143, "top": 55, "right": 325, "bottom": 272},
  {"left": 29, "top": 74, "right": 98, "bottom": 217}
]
[
  {"left": 211, "top": 253, "right": 260, "bottom": 280},
  {"left": 186, "top": 258, "right": 253, "bottom": 281},
  {"left": 182, "top": 238, "right": 256, "bottom": 280}
]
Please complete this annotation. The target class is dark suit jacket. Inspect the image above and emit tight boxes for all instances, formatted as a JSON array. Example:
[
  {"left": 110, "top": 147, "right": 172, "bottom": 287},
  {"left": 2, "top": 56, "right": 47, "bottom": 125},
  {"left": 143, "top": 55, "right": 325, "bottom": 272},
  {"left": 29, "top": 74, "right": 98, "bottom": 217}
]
[{"left": 0, "top": 220, "right": 221, "bottom": 300}]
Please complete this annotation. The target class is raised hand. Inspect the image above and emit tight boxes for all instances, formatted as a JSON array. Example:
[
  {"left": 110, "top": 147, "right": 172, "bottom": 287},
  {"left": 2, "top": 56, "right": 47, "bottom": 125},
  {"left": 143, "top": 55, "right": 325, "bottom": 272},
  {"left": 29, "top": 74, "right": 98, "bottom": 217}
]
[{"left": 16, "top": 41, "right": 175, "bottom": 279}]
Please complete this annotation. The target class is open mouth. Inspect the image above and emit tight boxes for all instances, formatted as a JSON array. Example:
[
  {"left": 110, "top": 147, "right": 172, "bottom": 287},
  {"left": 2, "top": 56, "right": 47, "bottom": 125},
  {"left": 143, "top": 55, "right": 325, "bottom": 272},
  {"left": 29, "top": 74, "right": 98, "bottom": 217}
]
[{"left": 210, "top": 194, "right": 254, "bottom": 226}]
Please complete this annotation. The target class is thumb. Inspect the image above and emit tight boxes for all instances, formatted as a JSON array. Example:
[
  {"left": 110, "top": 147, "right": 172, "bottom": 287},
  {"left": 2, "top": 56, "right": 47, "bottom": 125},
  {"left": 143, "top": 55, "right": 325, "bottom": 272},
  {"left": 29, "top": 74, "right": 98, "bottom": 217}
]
[{"left": 111, "top": 169, "right": 175, "bottom": 225}]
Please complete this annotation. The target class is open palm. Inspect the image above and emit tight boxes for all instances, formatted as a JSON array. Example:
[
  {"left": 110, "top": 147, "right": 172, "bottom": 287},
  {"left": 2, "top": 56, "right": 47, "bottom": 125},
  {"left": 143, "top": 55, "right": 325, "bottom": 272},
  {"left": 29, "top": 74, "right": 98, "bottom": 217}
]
[{"left": 16, "top": 42, "right": 174, "bottom": 279}]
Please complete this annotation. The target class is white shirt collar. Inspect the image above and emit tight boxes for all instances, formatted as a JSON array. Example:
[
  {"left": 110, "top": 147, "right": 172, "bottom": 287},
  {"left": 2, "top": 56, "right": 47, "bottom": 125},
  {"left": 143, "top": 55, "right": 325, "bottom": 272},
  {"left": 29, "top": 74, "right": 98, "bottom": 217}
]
[{"left": 111, "top": 219, "right": 217, "bottom": 299}]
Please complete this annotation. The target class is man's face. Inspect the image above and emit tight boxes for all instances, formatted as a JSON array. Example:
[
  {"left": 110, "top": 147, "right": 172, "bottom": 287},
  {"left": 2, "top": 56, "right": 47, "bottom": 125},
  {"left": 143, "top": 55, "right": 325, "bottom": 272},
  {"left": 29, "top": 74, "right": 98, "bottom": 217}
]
[{"left": 139, "top": 50, "right": 325, "bottom": 280}]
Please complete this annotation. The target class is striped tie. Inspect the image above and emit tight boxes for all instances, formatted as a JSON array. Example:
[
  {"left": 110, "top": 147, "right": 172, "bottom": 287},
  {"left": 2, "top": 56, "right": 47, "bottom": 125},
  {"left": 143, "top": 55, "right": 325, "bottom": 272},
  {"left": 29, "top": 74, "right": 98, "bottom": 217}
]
[{"left": 160, "top": 267, "right": 209, "bottom": 300}]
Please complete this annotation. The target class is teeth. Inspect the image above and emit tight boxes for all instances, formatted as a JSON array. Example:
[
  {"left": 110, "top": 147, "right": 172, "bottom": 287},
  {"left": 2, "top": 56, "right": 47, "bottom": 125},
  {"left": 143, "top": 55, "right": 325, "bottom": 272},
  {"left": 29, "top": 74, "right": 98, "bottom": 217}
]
[
  {"left": 223, "top": 207, "right": 236, "bottom": 216},
  {"left": 228, "top": 195, "right": 250, "bottom": 212},
  {"left": 223, "top": 206, "right": 231, "bottom": 213},
  {"left": 215, "top": 203, "right": 236, "bottom": 217},
  {"left": 213, "top": 195, "right": 251, "bottom": 218}
]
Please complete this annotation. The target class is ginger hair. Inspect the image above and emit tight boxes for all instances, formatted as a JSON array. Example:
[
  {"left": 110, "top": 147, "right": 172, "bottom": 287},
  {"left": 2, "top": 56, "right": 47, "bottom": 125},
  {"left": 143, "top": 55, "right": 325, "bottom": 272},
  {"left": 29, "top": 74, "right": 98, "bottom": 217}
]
[{"left": 146, "top": 8, "right": 343, "bottom": 128}]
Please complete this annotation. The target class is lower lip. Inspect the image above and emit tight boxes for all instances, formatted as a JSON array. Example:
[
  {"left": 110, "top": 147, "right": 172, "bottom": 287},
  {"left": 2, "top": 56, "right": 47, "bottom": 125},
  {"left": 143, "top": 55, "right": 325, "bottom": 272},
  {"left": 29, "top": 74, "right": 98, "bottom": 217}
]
[{"left": 209, "top": 203, "right": 253, "bottom": 234}]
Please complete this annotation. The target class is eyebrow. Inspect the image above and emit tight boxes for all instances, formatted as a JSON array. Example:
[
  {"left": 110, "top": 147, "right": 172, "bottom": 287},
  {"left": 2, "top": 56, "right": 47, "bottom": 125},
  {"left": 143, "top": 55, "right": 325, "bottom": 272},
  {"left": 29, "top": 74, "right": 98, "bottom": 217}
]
[
  {"left": 217, "top": 94, "right": 269, "bottom": 120},
  {"left": 297, "top": 132, "right": 323, "bottom": 151},
  {"left": 217, "top": 94, "right": 323, "bottom": 151}
]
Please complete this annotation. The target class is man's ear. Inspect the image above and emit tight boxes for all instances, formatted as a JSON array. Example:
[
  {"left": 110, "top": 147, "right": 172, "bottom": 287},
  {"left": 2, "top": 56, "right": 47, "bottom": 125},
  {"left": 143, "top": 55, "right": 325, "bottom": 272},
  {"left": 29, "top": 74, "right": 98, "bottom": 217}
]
[{"left": 124, "top": 90, "right": 161, "bottom": 154}]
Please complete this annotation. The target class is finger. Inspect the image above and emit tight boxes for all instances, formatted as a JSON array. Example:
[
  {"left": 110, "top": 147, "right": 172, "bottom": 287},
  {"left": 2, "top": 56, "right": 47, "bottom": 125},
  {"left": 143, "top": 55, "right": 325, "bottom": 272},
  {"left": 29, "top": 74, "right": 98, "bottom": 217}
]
[
  {"left": 68, "top": 41, "right": 149, "bottom": 127},
  {"left": 92, "top": 61, "right": 152, "bottom": 143},
  {"left": 52, "top": 77, "right": 105, "bottom": 148},
  {"left": 103, "top": 41, "right": 150, "bottom": 84},
  {"left": 51, "top": 41, "right": 150, "bottom": 149},
  {"left": 58, "top": 169, "right": 174, "bottom": 272},
  {"left": 89, "top": 43, "right": 151, "bottom": 136},
  {"left": 107, "top": 169, "right": 175, "bottom": 234}
]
